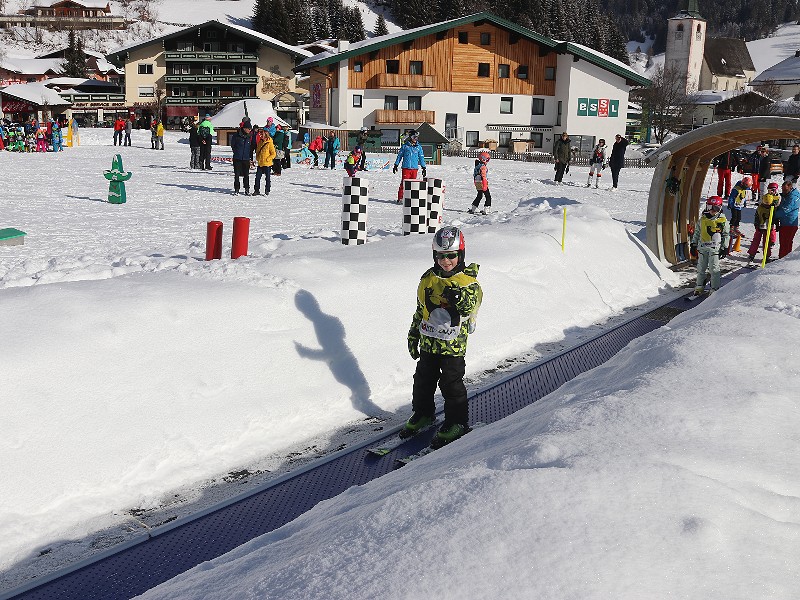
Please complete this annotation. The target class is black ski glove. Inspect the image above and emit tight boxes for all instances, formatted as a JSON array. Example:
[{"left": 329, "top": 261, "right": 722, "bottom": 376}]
[
  {"left": 442, "top": 285, "right": 462, "bottom": 306},
  {"left": 393, "top": 164, "right": 398, "bottom": 174},
  {"left": 719, "top": 247, "right": 728, "bottom": 258},
  {"left": 407, "top": 330, "right": 420, "bottom": 360},
  {"left": 422, "top": 167, "right": 427, "bottom": 177}
]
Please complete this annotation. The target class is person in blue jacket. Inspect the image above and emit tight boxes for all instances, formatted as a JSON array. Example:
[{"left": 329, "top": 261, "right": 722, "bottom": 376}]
[
  {"left": 324, "top": 134, "right": 340, "bottom": 169},
  {"left": 776, "top": 179, "right": 800, "bottom": 258},
  {"left": 230, "top": 118, "right": 254, "bottom": 195},
  {"left": 393, "top": 130, "right": 426, "bottom": 203}
]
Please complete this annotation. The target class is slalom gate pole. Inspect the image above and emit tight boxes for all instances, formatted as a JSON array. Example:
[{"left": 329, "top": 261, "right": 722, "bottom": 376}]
[
  {"left": 231, "top": 217, "right": 250, "bottom": 259},
  {"left": 561, "top": 207, "right": 567, "bottom": 252},
  {"left": 761, "top": 206, "right": 775, "bottom": 268},
  {"left": 206, "top": 220, "right": 223, "bottom": 260}
]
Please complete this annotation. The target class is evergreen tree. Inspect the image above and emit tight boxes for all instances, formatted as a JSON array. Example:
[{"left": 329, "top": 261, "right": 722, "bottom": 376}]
[
  {"left": 313, "top": 3, "right": 331, "bottom": 39},
  {"left": 251, "top": 0, "right": 269, "bottom": 34},
  {"left": 267, "top": 0, "right": 292, "bottom": 43},
  {"left": 62, "top": 30, "right": 87, "bottom": 78},
  {"left": 374, "top": 13, "right": 389, "bottom": 37},
  {"left": 348, "top": 6, "right": 367, "bottom": 42}
]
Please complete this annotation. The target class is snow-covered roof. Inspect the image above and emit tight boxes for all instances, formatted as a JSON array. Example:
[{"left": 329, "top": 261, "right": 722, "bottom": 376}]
[
  {"left": 32, "top": 0, "right": 110, "bottom": 8},
  {"left": 0, "top": 56, "right": 63, "bottom": 75},
  {"left": 689, "top": 89, "right": 771, "bottom": 105},
  {"left": 753, "top": 53, "right": 800, "bottom": 85},
  {"left": 43, "top": 77, "right": 119, "bottom": 90},
  {"left": 208, "top": 99, "right": 289, "bottom": 129},
  {"left": 109, "top": 20, "right": 311, "bottom": 59},
  {"left": 0, "top": 82, "right": 70, "bottom": 106}
]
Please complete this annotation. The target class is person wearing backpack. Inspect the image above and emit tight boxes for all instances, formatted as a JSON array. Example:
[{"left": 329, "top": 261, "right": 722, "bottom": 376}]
[
  {"left": 188, "top": 117, "right": 201, "bottom": 169},
  {"left": 198, "top": 114, "right": 215, "bottom": 170}
]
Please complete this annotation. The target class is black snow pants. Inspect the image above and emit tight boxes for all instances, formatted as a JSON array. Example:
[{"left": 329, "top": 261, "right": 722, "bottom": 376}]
[{"left": 412, "top": 352, "right": 468, "bottom": 427}]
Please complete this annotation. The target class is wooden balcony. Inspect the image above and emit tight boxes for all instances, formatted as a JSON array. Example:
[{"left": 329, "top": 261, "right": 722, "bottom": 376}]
[
  {"left": 376, "top": 73, "right": 436, "bottom": 89},
  {"left": 374, "top": 110, "right": 436, "bottom": 124}
]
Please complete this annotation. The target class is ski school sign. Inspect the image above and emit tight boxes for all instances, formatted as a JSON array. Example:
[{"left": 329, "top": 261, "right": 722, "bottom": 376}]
[{"left": 577, "top": 98, "right": 620, "bottom": 118}]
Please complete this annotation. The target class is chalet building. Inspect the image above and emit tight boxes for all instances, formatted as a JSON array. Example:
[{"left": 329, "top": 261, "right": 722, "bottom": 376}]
[
  {"left": 107, "top": 21, "right": 311, "bottom": 127},
  {"left": 665, "top": 0, "right": 755, "bottom": 94},
  {"left": 294, "top": 12, "right": 648, "bottom": 155},
  {"left": 36, "top": 48, "right": 124, "bottom": 84},
  {"left": 0, "top": 56, "right": 63, "bottom": 86},
  {"left": 752, "top": 51, "right": 800, "bottom": 100},
  {"left": 0, "top": 0, "right": 125, "bottom": 30},
  {"left": 683, "top": 90, "right": 773, "bottom": 128}
]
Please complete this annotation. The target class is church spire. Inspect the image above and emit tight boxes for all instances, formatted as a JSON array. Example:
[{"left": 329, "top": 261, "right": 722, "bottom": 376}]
[{"left": 677, "top": 0, "right": 703, "bottom": 18}]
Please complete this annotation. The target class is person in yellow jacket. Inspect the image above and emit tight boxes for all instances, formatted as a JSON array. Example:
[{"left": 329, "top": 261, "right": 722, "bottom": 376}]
[
  {"left": 254, "top": 127, "right": 276, "bottom": 196},
  {"left": 688, "top": 196, "right": 730, "bottom": 300}
]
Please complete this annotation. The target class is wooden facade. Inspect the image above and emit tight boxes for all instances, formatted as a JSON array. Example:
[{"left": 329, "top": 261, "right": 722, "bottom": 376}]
[{"left": 346, "top": 25, "right": 557, "bottom": 96}]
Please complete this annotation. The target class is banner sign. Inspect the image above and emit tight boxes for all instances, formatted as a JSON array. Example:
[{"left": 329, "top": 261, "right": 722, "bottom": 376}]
[
  {"left": 1, "top": 99, "right": 35, "bottom": 113},
  {"left": 577, "top": 98, "right": 620, "bottom": 118}
]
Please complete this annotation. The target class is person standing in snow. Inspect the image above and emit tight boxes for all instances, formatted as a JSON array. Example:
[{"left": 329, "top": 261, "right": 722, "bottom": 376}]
[
  {"left": 775, "top": 179, "right": 800, "bottom": 258},
  {"left": 188, "top": 117, "right": 201, "bottom": 169},
  {"left": 784, "top": 145, "right": 800, "bottom": 184},
  {"left": 727, "top": 176, "right": 752, "bottom": 237},
  {"left": 230, "top": 118, "right": 254, "bottom": 196},
  {"left": 689, "top": 196, "right": 729, "bottom": 299},
  {"left": 746, "top": 181, "right": 781, "bottom": 266},
  {"left": 393, "top": 130, "right": 426, "bottom": 203},
  {"left": 271, "top": 125, "right": 286, "bottom": 176},
  {"left": 198, "top": 114, "right": 215, "bottom": 169},
  {"left": 356, "top": 126, "right": 370, "bottom": 170},
  {"left": 324, "top": 134, "right": 340, "bottom": 169},
  {"left": 344, "top": 146, "right": 362, "bottom": 177},
  {"left": 609, "top": 133, "right": 628, "bottom": 190},
  {"left": 254, "top": 127, "right": 276, "bottom": 196},
  {"left": 124, "top": 115, "right": 133, "bottom": 146},
  {"left": 468, "top": 149, "right": 492, "bottom": 214},
  {"left": 309, "top": 135, "right": 324, "bottom": 167},
  {"left": 711, "top": 149, "right": 739, "bottom": 198},
  {"left": 402, "top": 226, "right": 483, "bottom": 449},
  {"left": 113, "top": 116, "right": 125, "bottom": 146},
  {"left": 586, "top": 139, "right": 607, "bottom": 188},
  {"left": 552, "top": 131, "right": 571, "bottom": 185}
]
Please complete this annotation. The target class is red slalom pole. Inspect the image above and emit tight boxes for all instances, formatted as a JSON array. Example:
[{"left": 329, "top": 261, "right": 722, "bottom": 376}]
[
  {"left": 231, "top": 216, "right": 250, "bottom": 259},
  {"left": 206, "top": 220, "right": 223, "bottom": 260}
]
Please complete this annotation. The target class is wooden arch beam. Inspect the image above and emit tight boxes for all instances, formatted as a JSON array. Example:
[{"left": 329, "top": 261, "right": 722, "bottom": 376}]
[{"left": 645, "top": 116, "right": 800, "bottom": 264}]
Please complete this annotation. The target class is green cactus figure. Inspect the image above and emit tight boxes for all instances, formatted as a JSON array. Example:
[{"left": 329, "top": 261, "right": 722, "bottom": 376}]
[{"left": 104, "top": 154, "right": 133, "bottom": 204}]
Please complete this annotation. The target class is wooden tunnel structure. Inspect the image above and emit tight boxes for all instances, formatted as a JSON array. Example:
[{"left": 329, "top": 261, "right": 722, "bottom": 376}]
[{"left": 645, "top": 116, "right": 800, "bottom": 264}]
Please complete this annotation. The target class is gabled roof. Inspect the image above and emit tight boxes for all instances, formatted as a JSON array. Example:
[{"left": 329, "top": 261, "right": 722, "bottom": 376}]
[
  {"left": 0, "top": 56, "right": 63, "bottom": 75},
  {"left": 0, "top": 82, "right": 71, "bottom": 106},
  {"left": 294, "top": 12, "right": 649, "bottom": 87},
  {"left": 753, "top": 53, "right": 800, "bottom": 85},
  {"left": 703, "top": 38, "right": 755, "bottom": 77},
  {"left": 108, "top": 20, "right": 312, "bottom": 62},
  {"left": 32, "top": 0, "right": 110, "bottom": 8},
  {"left": 690, "top": 89, "right": 771, "bottom": 106}
]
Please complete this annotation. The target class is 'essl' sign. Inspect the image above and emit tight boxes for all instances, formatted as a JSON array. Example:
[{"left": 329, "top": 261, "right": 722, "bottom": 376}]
[{"left": 577, "top": 98, "right": 620, "bottom": 117}]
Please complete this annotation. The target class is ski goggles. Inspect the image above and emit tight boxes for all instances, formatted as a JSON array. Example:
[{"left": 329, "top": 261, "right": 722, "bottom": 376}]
[{"left": 435, "top": 251, "right": 459, "bottom": 260}]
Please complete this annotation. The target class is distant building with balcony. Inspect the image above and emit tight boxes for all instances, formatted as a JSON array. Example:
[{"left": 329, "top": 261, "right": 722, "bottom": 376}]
[
  {"left": 0, "top": 0, "right": 125, "bottom": 30},
  {"left": 107, "top": 20, "right": 311, "bottom": 127},
  {"left": 294, "top": 12, "right": 648, "bottom": 155},
  {"left": 36, "top": 48, "right": 123, "bottom": 84}
]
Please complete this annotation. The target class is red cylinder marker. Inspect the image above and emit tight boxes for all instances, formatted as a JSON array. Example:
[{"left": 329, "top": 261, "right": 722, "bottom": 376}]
[
  {"left": 206, "top": 220, "right": 223, "bottom": 261},
  {"left": 231, "top": 216, "right": 250, "bottom": 259}
]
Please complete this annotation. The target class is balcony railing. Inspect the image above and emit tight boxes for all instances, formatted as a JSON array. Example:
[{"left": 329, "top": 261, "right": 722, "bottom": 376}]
[
  {"left": 165, "top": 95, "right": 258, "bottom": 105},
  {"left": 63, "top": 93, "right": 126, "bottom": 103},
  {"left": 164, "top": 52, "right": 258, "bottom": 62},
  {"left": 164, "top": 75, "right": 259, "bottom": 84},
  {"left": 375, "top": 109, "right": 436, "bottom": 124},
  {"left": 375, "top": 73, "right": 436, "bottom": 89}
]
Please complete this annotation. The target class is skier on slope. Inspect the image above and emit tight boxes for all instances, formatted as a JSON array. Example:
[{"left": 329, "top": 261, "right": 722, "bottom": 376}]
[
  {"left": 688, "top": 196, "right": 730, "bottom": 300},
  {"left": 402, "top": 226, "right": 483, "bottom": 449},
  {"left": 586, "top": 138, "right": 607, "bottom": 188},
  {"left": 468, "top": 149, "right": 492, "bottom": 214}
]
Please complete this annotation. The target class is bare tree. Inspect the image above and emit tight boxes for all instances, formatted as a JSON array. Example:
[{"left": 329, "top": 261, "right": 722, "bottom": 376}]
[
  {"left": 632, "top": 65, "right": 693, "bottom": 144},
  {"left": 752, "top": 78, "right": 783, "bottom": 101}
]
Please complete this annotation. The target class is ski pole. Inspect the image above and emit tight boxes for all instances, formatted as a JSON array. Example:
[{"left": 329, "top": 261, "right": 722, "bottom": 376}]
[
  {"left": 561, "top": 207, "right": 567, "bottom": 252},
  {"left": 706, "top": 164, "right": 715, "bottom": 196},
  {"left": 761, "top": 205, "right": 775, "bottom": 268}
]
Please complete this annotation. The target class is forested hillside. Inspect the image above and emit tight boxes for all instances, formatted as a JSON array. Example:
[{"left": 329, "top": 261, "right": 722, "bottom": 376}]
[{"left": 251, "top": 0, "right": 800, "bottom": 66}]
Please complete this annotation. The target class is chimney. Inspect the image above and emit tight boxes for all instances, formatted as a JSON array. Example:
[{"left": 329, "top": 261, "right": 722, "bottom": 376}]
[{"left": 338, "top": 40, "right": 349, "bottom": 53}]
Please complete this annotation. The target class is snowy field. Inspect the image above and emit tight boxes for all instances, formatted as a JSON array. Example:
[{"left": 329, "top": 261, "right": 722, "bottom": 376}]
[{"left": 2, "top": 128, "right": 800, "bottom": 598}]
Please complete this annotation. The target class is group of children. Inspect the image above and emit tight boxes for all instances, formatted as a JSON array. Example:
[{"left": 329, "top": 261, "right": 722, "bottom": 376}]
[{"left": 0, "top": 120, "right": 64, "bottom": 153}]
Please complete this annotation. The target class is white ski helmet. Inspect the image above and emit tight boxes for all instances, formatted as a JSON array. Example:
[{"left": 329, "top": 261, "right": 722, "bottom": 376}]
[{"left": 432, "top": 226, "right": 466, "bottom": 264}]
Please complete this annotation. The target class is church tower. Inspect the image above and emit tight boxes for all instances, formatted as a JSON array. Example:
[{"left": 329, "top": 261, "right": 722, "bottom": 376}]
[{"left": 665, "top": 0, "right": 706, "bottom": 94}]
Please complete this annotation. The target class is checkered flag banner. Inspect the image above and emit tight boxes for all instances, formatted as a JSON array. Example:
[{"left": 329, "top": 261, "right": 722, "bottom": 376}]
[
  {"left": 402, "top": 179, "right": 428, "bottom": 236},
  {"left": 426, "top": 178, "right": 445, "bottom": 233},
  {"left": 341, "top": 176, "right": 369, "bottom": 245}
]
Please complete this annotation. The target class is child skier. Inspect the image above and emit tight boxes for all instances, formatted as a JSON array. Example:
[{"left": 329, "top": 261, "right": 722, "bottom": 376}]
[
  {"left": 688, "top": 196, "right": 730, "bottom": 299},
  {"left": 746, "top": 181, "right": 781, "bottom": 266},
  {"left": 344, "top": 146, "right": 362, "bottom": 177},
  {"left": 727, "top": 176, "right": 752, "bottom": 236},
  {"left": 586, "top": 139, "right": 607, "bottom": 188},
  {"left": 393, "top": 130, "right": 427, "bottom": 203},
  {"left": 402, "top": 226, "right": 483, "bottom": 449},
  {"left": 468, "top": 149, "right": 492, "bottom": 214}
]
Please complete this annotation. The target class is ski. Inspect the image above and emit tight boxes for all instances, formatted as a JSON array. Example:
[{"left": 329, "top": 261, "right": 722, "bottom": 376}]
[
  {"left": 395, "top": 423, "right": 486, "bottom": 465},
  {"left": 365, "top": 419, "right": 439, "bottom": 456}
]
